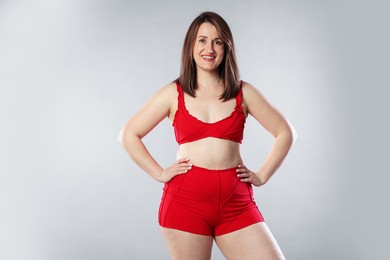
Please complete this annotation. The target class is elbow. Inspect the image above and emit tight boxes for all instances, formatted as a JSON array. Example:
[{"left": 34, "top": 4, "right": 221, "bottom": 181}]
[
  {"left": 277, "top": 121, "right": 297, "bottom": 146},
  {"left": 287, "top": 121, "right": 298, "bottom": 145},
  {"left": 290, "top": 126, "right": 298, "bottom": 145},
  {"left": 117, "top": 125, "right": 142, "bottom": 147},
  {"left": 117, "top": 126, "right": 135, "bottom": 146},
  {"left": 117, "top": 128, "right": 125, "bottom": 145}
]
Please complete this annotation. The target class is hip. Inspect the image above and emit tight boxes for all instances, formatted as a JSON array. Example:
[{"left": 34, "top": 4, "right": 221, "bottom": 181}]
[{"left": 162, "top": 164, "right": 254, "bottom": 203}]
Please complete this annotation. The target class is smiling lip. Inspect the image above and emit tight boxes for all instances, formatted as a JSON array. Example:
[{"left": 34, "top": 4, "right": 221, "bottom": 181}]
[{"left": 201, "top": 55, "right": 215, "bottom": 61}]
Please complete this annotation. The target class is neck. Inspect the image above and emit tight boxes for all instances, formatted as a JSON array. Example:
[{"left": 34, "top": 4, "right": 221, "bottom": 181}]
[{"left": 196, "top": 70, "right": 222, "bottom": 90}]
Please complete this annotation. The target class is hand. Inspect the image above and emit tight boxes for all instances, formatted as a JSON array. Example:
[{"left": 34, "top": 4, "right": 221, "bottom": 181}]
[
  {"left": 236, "top": 164, "right": 265, "bottom": 187},
  {"left": 157, "top": 158, "right": 192, "bottom": 183}
]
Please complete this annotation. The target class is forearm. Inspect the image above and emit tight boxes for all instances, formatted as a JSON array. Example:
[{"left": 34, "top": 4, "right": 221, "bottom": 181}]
[
  {"left": 120, "top": 133, "right": 163, "bottom": 181},
  {"left": 257, "top": 131, "right": 294, "bottom": 184}
]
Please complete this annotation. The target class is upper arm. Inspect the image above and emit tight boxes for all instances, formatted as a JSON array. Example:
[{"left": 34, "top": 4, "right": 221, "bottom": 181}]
[
  {"left": 119, "top": 83, "right": 177, "bottom": 142},
  {"left": 242, "top": 82, "right": 294, "bottom": 138}
]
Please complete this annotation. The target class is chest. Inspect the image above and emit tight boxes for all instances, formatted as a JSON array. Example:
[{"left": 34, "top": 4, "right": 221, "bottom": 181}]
[{"left": 183, "top": 94, "right": 237, "bottom": 124}]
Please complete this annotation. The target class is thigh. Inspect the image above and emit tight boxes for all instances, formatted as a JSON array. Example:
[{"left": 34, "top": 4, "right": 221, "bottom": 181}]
[
  {"left": 161, "top": 227, "right": 214, "bottom": 260},
  {"left": 215, "top": 222, "right": 285, "bottom": 260}
]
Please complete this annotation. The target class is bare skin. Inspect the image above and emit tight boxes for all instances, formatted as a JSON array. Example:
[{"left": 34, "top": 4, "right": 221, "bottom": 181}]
[
  {"left": 215, "top": 223, "right": 285, "bottom": 260},
  {"left": 161, "top": 228, "right": 214, "bottom": 260},
  {"left": 119, "top": 22, "right": 295, "bottom": 259}
]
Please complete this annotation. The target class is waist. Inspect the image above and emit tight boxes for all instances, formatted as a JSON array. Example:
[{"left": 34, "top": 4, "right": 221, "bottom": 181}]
[
  {"left": 177, "top": 138, "right": 242, "bottom": 170},
  {"left": 190, "top": 164, "right": 238, "bottom": 172}
]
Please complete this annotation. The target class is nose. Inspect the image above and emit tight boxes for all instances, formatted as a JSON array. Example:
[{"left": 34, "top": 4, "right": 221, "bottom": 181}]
[{"left": 205, "top": 41, "right": 214, "bottom": 53}]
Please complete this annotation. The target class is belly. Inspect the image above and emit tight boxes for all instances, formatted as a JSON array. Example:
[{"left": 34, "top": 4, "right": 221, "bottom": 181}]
[{"left": 176, "top": 137, "right": 243, "bottom": 169}]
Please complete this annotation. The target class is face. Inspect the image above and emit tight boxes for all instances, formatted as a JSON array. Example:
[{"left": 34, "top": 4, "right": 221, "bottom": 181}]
[{"left": 193, "top": 22, "right": 225, "bottom": 73}]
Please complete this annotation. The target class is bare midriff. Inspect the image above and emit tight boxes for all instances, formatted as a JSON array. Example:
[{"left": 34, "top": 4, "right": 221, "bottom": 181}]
[{"left": 177, "top": 137, "right": 243, "bottom": 170}]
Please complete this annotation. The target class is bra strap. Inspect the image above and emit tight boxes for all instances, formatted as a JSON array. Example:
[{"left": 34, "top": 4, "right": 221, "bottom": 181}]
[
  {"left": 175, "top": 81, "right": 184, "bottom": 108},
  {"left": 235, "top": 80, "right": 243, "bottom": 108}
]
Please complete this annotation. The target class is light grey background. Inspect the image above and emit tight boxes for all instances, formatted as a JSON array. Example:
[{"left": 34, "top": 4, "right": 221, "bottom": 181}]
[{"left": 1, "top": 0, "right": 389, "bottom": 259}]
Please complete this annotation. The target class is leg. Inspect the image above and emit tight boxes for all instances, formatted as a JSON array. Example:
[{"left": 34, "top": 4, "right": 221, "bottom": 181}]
[
  {"left": 161, "top": 227, "right": 214, "bottom": 260},
  {"left": 215, "top": 222, "right": 285, "bottom": 260}
]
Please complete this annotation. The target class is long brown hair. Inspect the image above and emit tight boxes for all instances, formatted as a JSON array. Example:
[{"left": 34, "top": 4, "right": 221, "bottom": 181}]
[{"left": 176, "top": 11, "right": 240, "bottom": 101}]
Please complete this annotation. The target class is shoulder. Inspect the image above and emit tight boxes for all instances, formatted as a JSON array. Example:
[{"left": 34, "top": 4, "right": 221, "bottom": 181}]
[
  {"left": 148, "top": 82, "right": 178, "bottom": 105},
  {"left": 241, "top": 81, "right": 266, "bottom": 105},
  {"left": 241, "top": 81, "right": 270, "bottom": 117},
  {"left": 157, "top": 82, "right": 177, "bottom": 96},
  {"left": 241, "top": 81, "right": 262, "bottom": 97},
  {"left": 135, "top": 82, "right": 178, "bottom": 118}
]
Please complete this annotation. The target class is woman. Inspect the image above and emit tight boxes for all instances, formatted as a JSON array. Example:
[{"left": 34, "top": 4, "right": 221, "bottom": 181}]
[{"left": 118, "top": 11, "right": 296, "bottom": 259}]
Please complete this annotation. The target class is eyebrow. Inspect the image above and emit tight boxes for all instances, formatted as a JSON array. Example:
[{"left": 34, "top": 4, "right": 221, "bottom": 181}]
[{"left": 197, "top": 35, "right": 222, "bottom": 40}]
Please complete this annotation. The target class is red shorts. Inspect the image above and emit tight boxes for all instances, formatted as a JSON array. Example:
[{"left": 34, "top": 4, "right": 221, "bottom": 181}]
[{"left": 158, "top": 165, "right": 264, "bottom": 236}]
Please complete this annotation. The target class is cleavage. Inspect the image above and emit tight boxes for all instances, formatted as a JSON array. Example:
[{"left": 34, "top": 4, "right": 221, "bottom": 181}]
[{"left": 183, "top": 94, "right": 236, "bottom": 124}]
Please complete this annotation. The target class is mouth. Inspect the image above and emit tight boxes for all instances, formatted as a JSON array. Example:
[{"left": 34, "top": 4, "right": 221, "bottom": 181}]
[{"left": 201, "top": 55, "right": 216, "bottom": 61}]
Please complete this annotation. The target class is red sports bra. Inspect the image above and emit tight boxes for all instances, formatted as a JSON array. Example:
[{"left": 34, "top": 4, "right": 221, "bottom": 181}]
[{"left": 173, "top": 81, "right": 246, "bottom": 145}]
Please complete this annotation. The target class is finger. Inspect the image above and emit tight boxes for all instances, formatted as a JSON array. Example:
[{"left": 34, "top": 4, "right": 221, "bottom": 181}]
[
  {"left": 237, "top": 173, "right": 250, "bottom": 180},
  {"left": 236, "top": 165, "right": 248, "bottom": 171},
  {"left": 178, "top": 162, "right": 193, "bottom": 168},
  {"left": 173, "top": 169, "right": 190, "bottom": 176},
  {"left": 175, "top": 165, "right": 192, "bottom": 172},
  {"left": 240, "top": 177, "right": 251, "bottom": 182},
  {"left": 177, "top": 158, "right": 190, "bottom": 163}
]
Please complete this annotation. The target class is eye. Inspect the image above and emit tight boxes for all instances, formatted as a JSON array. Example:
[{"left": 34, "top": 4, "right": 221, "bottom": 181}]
[
  {"left": 199, "top": 39, "right": 206, "bottom": 43},
  {"left": 214, "top": 40, "right": 223, "bottom": 46}
]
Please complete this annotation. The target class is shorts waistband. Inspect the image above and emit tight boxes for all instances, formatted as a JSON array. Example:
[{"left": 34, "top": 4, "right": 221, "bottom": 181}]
[{"left": 190, "top": 164, "right": 238, "bottom": 173}]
